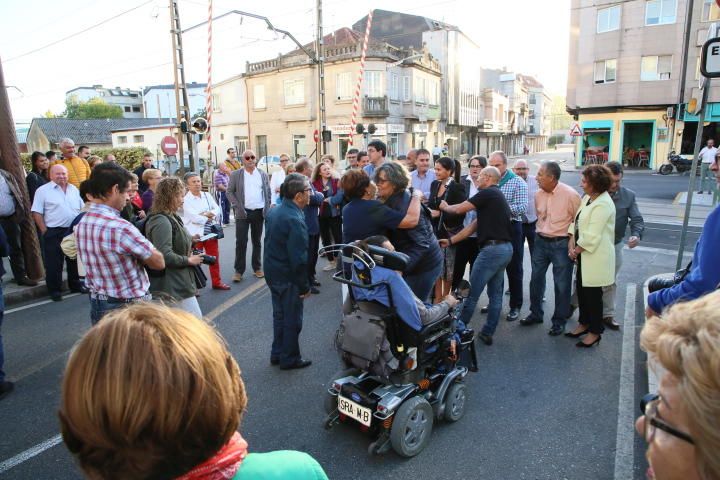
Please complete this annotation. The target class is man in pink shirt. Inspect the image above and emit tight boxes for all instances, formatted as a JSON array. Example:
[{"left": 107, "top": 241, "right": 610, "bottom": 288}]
[{"left": 520, "top": 161, "right": 581, "bottom": 336}]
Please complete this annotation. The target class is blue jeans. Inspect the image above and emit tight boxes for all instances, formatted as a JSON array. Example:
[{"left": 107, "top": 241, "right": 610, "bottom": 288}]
[
  {"left": 506, "top": 221, "right": 524, "bottom": 309},
  {"left": 0, "top": 281, "right": 5, "bottom": 383},
  {"left": 217, "top": 191, "right": 231, "bottom": 224},
  {"left": 529, "top": 236, "right": 574, "bottom": 327},
  {"left": 460, "top": 242, "right": 513, "bottom": 336},
  {"left": 268, "top": 280, "right": 304, "bottom": 367},
  {"left": 90, "top": 295, "right": 151, "bottom": 325},
  {"left": 405, "top": 260, "right": 442, "bottom": 303}
]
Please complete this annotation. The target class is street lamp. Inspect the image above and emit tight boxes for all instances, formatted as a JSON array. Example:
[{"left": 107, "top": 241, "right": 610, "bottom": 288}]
[{"left": 386, "top": 54, "right": 423, "bottom": 70}]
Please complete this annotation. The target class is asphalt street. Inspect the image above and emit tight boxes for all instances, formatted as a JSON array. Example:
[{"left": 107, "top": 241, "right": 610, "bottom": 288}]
[{"left": 0, "top": 218, "right": 686, "bottom": 479}]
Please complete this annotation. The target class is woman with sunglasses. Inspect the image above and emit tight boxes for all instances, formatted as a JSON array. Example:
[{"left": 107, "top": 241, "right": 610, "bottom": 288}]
[{"left": 636, "top": 290, "right": 720, "bottom": 480}]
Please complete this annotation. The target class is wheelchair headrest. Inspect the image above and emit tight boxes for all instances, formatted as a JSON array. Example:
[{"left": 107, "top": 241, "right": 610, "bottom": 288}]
[{"left": 364, "top": 245, "right": 410, "bottom": 272}]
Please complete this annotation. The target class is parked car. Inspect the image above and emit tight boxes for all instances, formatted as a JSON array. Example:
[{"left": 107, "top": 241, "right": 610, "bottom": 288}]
[{"left": 258, "top": 155, "right": 285, "bottom": 177}]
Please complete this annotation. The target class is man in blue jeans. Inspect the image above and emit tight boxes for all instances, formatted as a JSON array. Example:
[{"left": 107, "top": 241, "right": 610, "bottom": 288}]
[
  {"left": 520, "top": 162, "right": 581, "bottom": 335},
  {"left": 440, "top": 166, "right": 513, "bottom": 345}
]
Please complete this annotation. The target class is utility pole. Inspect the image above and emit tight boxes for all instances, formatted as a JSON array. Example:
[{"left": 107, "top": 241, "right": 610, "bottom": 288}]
[
  {"left": 169, "top": 0, "right": 196, "bottom": 174},
  {"left": 0, "top": 57, "right": 43, "bottom": 280},
  {"left": 316, "top": 0, "right": 328, "bottom": 157}
]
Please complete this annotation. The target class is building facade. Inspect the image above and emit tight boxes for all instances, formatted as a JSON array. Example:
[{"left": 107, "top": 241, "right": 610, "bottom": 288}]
[
  {"left": 204, "top": 75, "right": 249, "bottom": 162},
  {"left": 65, "top": 85, "right": 144, "bottom": 118},
  {"left": 242, "top": 28, "right": 442, "bottom": 163},
  {"left": 566, "top": 0, "right": 694, "bottom": 169},
  {"left": 143, "top": 82, "right": 207, "bottom": 119}
]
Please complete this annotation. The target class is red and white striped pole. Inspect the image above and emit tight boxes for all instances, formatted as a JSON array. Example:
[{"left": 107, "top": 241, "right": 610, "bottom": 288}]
[
  {"left": 205, "top": 0, "right": 213, "bottom": 164},
  {"left": 348, "top": 9, "right": 373, "bottom": 145}
]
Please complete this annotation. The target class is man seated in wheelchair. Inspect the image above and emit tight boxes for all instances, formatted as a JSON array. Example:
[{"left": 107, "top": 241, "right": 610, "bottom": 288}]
[{"left": 336, "top": 235, "right": 471, "bottom": 380}]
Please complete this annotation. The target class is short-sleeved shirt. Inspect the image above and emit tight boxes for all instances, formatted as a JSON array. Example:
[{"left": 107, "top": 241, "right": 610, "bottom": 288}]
[
  {"left": 75, "top": 203, "right": 154, "bottom": 299},
  {"left": 535, "top": 181, "right": 581, "bottom": 238},
  {"left": 341, "top": 199, "right": 405, "bottom": 243},
  {"left": 30, "top": 181, "right": 83, "bottom": 228},
  {"left": 468, "top": 185, "right": 513, "bottom": 247}
]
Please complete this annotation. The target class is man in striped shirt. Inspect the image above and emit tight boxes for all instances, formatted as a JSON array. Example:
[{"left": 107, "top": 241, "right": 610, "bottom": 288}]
[{"left": 489, "top": 151, "right": 528, "bottom": 322}]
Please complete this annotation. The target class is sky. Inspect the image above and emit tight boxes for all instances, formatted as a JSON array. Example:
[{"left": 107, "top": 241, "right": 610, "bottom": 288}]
[{"left": 1, "top": 0, "right": 571, "bottom": 124}]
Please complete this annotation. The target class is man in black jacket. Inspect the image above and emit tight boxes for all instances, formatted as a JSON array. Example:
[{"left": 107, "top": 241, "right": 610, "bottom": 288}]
[{"left": 264, "top": 173, "right": 313, "bottom": 370}]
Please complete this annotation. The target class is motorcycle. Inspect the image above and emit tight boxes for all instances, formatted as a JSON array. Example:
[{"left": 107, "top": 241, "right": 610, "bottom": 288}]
[{"left": 659, "top": 151, "right": 696, "bottom": 175}]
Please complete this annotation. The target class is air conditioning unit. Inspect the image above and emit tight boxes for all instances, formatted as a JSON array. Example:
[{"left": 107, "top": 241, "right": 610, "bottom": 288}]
[{"left": 666, "top": 106, "right": 675, "bottom": 119}]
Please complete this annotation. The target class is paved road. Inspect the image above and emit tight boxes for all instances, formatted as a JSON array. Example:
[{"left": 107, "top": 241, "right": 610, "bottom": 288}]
[{"left": 0, "top": 223, "right": 680, "bottom": 479}]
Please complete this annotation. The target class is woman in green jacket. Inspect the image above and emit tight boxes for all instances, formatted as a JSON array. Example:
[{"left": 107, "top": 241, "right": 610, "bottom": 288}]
[
  {"left": 566, "top": 165, "right": 616, "bottom": 348},
  {"left": 59, "top": 302, "right": 329, "bottom": 480},
  {"left": 146, "top": 177, "right": 204, "bottom": 318}
]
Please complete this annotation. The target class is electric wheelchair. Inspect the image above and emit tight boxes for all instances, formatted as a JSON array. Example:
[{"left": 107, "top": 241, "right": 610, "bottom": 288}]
[{"left": 320, "top": 243, "right": 478, "bottom": 457}]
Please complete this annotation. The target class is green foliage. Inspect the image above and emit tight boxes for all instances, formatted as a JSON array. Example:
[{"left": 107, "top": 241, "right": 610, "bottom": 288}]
[
  {"left": 548, "top": 134, "right": 566, "bottom": 148},
  {"left": 43, "top": 110, "right": 56, "bottom": 118},
  {"left": 63, "top": 95, "right": 124, "bottom": 119},
  {"left": 550, "top": 95, "right": 574, "bottom": 132},
  {"left": 91, "top": 147, "right": 152, "bottom": 170},
  {"left": 20, "top": 153, "right": 32, "bottom": 172}
]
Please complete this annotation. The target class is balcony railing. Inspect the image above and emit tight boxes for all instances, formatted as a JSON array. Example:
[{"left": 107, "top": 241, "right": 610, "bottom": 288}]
[{"left": 362, "top": 96, "right": 389, "bottom": 117}]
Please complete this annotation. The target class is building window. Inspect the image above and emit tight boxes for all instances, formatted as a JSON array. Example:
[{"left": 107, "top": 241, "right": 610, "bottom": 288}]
[
  {"left": 132, "top": 106, "right": 141, "bottom": 112},
  {"left": 133, "top": 135, "right": 144, "bottom": 143},
  {"left": 220, "top": 133, "right": 225, "bottom": 140},
  {"left": 594, "top": 59, "right": 617, "bottom": 84},
  {"left": 703, "top": 0, "right": 720, "bottom": 21},
  {"left": 283, "top": 79, "right": 305, "bottom": 106},
  {"left": 414, "top": 77, "right": 426, "bottom": 104},
  {"left": 645, "top": 0, "right": 676, "bottom": 26},
  {"left": 402, "top": 76, "right": 411, "bottom": 102},
  {"left": 255, "top": 135, "right": 267, "bottom": 159},
  {"left": 597, "top": 5, "right": 621, "bottom": 33},
  {"left": 363, "top": 71, "right": 384, "bottom": 97},
  {"left": 124, "top": 106, "right": 131, "bottom": 112},
  {"left": 428, "top": 79, "right": 439, "bottom": 105},
  {"left": 211, "top": 93, "right": 221, "bottom": 112},
  {"left": 641, "top": 55, "right": 672, "bottom": 80},
  {"left": 118, "top": 136, "right": 127, "bottom": 144},
  {"left": 336, "top": 72, "right": 352, "bottom": 100},
  {"left": 390, "top": 73, "right": 400, "bottom": 101},
  {"left": 253, "top": 84, "right": 265, "bottom": 109},
  {"left": 293, "top": 134, "right": 306, "bottom": 158}
]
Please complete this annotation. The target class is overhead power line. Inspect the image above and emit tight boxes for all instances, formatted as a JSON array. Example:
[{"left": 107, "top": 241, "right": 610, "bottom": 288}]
[{"left": 5, "top": 0, "right": 154, "bottom": 62}]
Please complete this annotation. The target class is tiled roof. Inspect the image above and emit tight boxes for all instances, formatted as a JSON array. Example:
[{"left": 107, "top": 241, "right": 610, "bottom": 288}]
[
  {"left": 143, "top": 82, "right": 206, "bottom": 94},
  {"left": 30, "top": 118, "right": 175, "bottom": 145}
]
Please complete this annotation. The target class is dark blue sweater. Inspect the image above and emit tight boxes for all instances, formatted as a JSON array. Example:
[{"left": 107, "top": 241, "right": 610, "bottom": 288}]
[
  {"left": 648, "top": 204, "right": 720, "bottom": 312},
  {"left": 263, "top": 199, "right": 310, "bottom": 294}
]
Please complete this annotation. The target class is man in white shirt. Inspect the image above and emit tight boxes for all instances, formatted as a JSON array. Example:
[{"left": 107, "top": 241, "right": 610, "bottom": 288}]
[
  {"left": 31, "top": 165, "right": 84, "bottom": 301},
  {"left": 513, "top": 159, "right": 538, "bottom": 256},
  {"left": 269, "top": 153, "right": 290, "bottom": 204},
  {"left": 182, "top": 172, "right": 230, "bottom": 290},
  {"left": 226, "top": 149, "right": 271, "bottom": 282},
  {"left": 698, "top": 138, "right": 718, "bottom": 194},
  {"left": 410, "top": 148, "right": 436, "bottom": 200}
]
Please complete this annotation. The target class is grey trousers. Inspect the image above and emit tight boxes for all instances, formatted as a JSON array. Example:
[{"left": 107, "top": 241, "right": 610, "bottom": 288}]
[{"left": 571, "top": 242, "right": 623, "bottom": 318}]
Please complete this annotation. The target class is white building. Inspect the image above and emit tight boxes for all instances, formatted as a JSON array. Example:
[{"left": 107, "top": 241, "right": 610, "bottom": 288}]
[
  {"left": 65, "top": 85, "right": 144, "bottom": 118},
  {"left": 143, "top": 82, "right": 207, "bottom": 119}
]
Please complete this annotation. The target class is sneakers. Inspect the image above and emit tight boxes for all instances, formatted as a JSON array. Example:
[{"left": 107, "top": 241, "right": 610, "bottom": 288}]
[
  {"left": 232, "top": 273, "right": 243, "bottom": 283},
  {"left": 506, "top": 308, "right": 520, "bottom": 322},
  {"left": 253, "top": 270, "right": 264, "bottom": 278},
  {"left": 548, "top": 325, "right": 566, "bottom": 336},
  {"left": 478, "top": 334, "right": 493, "bottom": 346},
  {"left": 322, "top": 259, "right": 337, "bottom": 272},
  {"left": 0, "top": 381, "right": 14, "bottom": 400},
  {"left": 520, "top": 315, "right": 543, "bottom": 326}
]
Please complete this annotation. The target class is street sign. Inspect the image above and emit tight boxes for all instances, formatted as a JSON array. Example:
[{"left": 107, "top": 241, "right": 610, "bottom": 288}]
[
  {"left": 701, "top": 37, "right": 720, "bottom": 78},
  {"left": 569, "top": 123, "right": 583, "bottom": 136},
  {"left": 160, "top": 136, "right": 178, "bottom": 156},
  {"left": 313, "top": 129, "right": 319, "bottom": 143}
]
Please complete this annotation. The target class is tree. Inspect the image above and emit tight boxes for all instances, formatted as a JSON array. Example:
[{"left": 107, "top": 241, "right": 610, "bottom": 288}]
[
  {"left": 63, "top": 95, "right": 123, "bottom": 119},
  {"left": 550, "top": 95, "right": 573, "bottom": 133},
  {"left": 43, "top": 110, "right": 56, "bottom": 118}
]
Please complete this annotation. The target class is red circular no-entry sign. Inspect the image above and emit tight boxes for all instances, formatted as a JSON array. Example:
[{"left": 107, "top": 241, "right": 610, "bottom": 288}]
[{"left": 160, "top": 136, "right": 179, "bottom": 156}]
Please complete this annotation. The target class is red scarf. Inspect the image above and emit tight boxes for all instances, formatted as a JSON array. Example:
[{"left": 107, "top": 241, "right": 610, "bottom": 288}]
[{"left": 176, "top": 432, "right": 248, "bottom": 480}]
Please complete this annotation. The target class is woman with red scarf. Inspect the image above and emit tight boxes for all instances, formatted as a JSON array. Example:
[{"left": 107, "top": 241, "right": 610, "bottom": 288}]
[{"left": 59, "top": 303, "right": 329, "bottom": 480}]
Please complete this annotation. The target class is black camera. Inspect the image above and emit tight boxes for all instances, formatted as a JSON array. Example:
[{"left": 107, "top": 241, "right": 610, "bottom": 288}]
[{"left": 192, "top": 249, "right": 217, "bottom": 266}]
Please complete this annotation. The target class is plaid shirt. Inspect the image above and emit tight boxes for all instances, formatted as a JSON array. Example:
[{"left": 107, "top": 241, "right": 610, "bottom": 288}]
[
  {"left": 75, "top": 203, "right": 154, "bottom": 299},
  {"left": 499, "top": 172, "right": 529, "bottom": 222},
  {"left": 214, "top": 169, "right": 229, "bottom": 189}
]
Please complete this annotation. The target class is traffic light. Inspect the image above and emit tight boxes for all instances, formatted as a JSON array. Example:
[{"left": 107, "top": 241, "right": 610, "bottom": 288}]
[
  {"left": 356, "top": 123, "right": 365, "bottom": 134},
  {"left": 368, "top": 123, "right": 377, "bottom": 134}
]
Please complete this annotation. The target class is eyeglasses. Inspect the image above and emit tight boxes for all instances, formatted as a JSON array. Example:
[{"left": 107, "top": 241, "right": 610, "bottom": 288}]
[
  {"left": 280, "top": 159, "right": 289, "bottom": 163},
  {"left": 304, "top": 187, "right": 312, "bottom": 192},
  {"left": 639, "top": 393, "right": 694, "bottom": 445},
  {"left": 469, "top": 164, "right": 482, "bottom": 168},
  {"left": 244, "top": 155, "right": 256, "bottom": 160}
]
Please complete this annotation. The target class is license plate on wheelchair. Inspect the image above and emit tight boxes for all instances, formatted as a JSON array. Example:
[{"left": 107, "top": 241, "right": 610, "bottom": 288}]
[{"left": 338, "top": 395, "right": 372, "bottom": 427}]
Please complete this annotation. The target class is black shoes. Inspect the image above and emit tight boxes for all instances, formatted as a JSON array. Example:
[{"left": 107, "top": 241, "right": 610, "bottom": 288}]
[
  {"left": 564, "top": 328, "right": 590, "bottom": 338},
  {"left": 520, "top": 315, "right": 543, "bottom": 326},
  {"left": 480, "top": 306, "right": 489, "bottom": 314},
  {"left": 478, "top": 334, "right": 493, "bottom": 346},
  {"left": 548, "top": 325, "right": 565, "bottom": 336},
  {"left": 0, "top": 381, "right": 14, "bottom": 400},
  {"left": 270, "top": 357, "right": 280, "bottom": 366},
  {"left": 603, "top": 317, "right": 620, "bottom": 330},
  {"left": 50, "top": 293, "right": 62, "bottom": 302},
  {"left": 70, "top": 286, "right": 89, "bottom": 294},
  {"left": 310, "top": 286, "right": 320, "bottom": 294},
  {"left": 506, "top": 308, "right": 520, "bottom": 322},
  {"left": 576, "top": 335, "right": 601, "bottom": 348},
  {"left": 17, "top": 276, "right": 38, "bottom": 286},
  {"left": 280, "top": 359, "right": 312, "bottom": 370},
  {"left": 311, "top": 278, "right": 321, "bottom": 287}
]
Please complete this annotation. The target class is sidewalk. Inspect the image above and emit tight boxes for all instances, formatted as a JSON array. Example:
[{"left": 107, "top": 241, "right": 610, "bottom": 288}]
[{"left": 2, "top": 256, "right": 68, "bottom": 307}]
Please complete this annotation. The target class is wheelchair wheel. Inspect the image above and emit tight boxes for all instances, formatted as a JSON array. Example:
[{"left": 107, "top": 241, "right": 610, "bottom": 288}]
[
  {"left": 443, "top": 382, "right": 467, "bottom": 422},
  {"left": 324, "top": 368, "right": 359, "bottom": 414},
  {"left": 390, "top": 396, "right": 434, "bottom": 457}
]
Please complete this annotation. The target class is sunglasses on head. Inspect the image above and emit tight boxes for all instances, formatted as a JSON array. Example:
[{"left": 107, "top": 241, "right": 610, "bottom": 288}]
[{"left": 245, "top": 155, "right": 256, "bottom": 160}]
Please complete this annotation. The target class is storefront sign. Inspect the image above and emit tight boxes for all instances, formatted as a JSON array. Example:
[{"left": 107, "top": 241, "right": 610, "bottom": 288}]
[
  {"left": 413, "top": 124, "right": 429, "bottom": 133},
  {"left": 387, "top": 123, "right": 405, "bottom": 134}
]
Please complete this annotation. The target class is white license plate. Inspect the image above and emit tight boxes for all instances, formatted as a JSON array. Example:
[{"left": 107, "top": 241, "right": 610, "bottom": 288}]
[{"left": 337, "top": 395, "right": 372, "bottom": 427}]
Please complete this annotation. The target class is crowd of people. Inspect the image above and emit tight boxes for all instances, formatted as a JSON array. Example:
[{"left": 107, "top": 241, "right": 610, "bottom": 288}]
[{"left": 0, "top": 135, "right": 720, "bottom": 479}]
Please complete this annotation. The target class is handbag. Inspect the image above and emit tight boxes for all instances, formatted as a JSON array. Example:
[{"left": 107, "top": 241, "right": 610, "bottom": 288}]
[
  {"left": 192, "top": 264, "right": 208, "bottom": 289},
  {"left": 647, "top": 261, "right": 692, "bottom": 293},
  {"left": 202, "top": 193, "right": 225, "bottom": 239}
]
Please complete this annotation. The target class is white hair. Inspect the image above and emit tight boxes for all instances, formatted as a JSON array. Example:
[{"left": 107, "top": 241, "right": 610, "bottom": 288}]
[{"left": 59, "top": 138, "right": 75, "bottom": 147}]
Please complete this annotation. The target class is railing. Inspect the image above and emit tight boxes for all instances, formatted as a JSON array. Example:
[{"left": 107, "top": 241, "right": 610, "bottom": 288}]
[{"left": 363, "top": 96, "right": 389, "bottom": 116}]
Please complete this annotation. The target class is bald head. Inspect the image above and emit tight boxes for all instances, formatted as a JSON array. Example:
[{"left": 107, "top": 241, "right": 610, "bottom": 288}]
[
  {"left": 513, "top": 159, "right": 530, "bottom": 180},
  {"left": 479, "top": 166, "right": 501, "bottom": 188},
  {"left": 50, "top": 164, "right": 69, "bottom": 187}
]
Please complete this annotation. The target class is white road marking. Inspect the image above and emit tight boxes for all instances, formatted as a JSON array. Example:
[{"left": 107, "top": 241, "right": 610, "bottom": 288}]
[
  {"left": 0, "top": 434, "right": 63, "bottom": 475},
  {"left": 5, "top": 293, "right": 81, "bottom": 315},
  {"left": 614, "top": 283, "right": 637, "bottom": 480},
  {"left": 204, "top": 280, "right": 265, "bottom": 322}
]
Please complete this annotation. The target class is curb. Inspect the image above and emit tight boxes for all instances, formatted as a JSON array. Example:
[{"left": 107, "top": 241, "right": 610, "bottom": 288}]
[{"left": 3, "top": 279, "right": 68, "bottom": 307}]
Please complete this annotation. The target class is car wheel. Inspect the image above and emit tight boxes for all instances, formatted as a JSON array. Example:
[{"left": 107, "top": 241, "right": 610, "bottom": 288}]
[{"left": 390, "top": 396, "right": 434, "bottom": 457}]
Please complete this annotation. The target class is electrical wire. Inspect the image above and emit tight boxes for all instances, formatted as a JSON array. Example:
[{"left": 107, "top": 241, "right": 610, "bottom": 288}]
[{"left": 5, "top": 0, "right": 155, "bottom": 62}]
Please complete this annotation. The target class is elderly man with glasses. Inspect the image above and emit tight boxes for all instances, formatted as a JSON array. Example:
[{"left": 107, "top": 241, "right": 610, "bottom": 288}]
[
  {"left": 227, "top": 149, "right": 272, "bottom": 282},
  {"left": 270, "top": 154, "right": 291, "bottom": 204}
]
